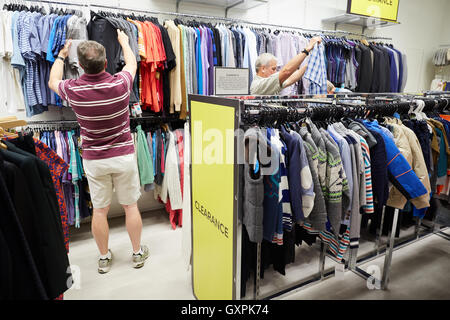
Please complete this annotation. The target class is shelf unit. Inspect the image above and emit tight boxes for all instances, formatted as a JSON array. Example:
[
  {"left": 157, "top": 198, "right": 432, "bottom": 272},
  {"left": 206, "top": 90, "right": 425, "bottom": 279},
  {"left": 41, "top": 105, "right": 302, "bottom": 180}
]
[
  {"left": 175, "top": 0, "right": 268, "bottom": 17},
  {"left": 322, "top": 13, "right": 400, "bottom": 34}
]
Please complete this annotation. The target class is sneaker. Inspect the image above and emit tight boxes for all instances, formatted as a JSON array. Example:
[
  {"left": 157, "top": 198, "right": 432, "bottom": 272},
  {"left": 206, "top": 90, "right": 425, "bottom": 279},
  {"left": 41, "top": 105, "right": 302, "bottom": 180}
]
[
  {"left": 132, "top": 245, "right": 149, "bottom": 269},
  {"left": 98, "top": 250, "right": 113, "bottom": 274}
]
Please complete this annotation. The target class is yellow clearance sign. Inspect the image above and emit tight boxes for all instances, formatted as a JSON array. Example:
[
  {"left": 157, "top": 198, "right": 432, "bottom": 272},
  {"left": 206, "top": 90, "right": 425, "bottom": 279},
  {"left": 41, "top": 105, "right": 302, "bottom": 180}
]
[
  {"left": 348, "top": 0, "right": 400, "bottom": 22},
  {"left": 190, "top": 98, "right": 237, "bottom": 300}
]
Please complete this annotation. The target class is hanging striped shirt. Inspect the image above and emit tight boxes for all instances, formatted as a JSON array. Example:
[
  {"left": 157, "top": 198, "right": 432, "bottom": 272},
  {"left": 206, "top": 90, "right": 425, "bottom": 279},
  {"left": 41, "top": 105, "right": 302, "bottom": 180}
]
[
  {"left": 360, "top": 138, "right": 375, "bottom": 214},
  {"left": 58, "top": 71, "right": 134, "bottom": 160}
]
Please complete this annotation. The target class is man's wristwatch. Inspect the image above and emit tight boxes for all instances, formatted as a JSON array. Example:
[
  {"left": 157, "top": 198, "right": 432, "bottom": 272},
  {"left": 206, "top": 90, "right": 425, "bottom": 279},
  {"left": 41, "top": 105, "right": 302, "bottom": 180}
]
[
  {"left": 302, "top": 48, "right": 310, "bottom": 56},
  {"left": 57, "top": 56, "right": 66, "bottom": 62}
]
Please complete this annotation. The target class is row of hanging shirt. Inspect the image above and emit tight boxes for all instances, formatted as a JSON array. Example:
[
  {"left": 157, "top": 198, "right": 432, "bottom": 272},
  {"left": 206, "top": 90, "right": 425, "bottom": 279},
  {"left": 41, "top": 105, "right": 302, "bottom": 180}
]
[
  {"left": 433, "top": 47, "right": 450, "bottom": 66},
  {"left": 241, "top": 100, "right": 450, "bottom": 281},
  {"left": 34, "top": 127, "right": 92, "bottom": 229},
  {"left": 0, "top": 7, "right": 88, "bottom": 117},
  {"left": 132, "top": 122, "right": 188, "bottom": 230},
  {"left": 1, "top": 5, "right": 410, "bottom": 118},
  {"left": 88, "top": 12, "right": 177, "bottom": 116},
  {"left": 300, "top": 38, "right": 407, "bottom": 95},
  {"left": 24, "top": 120, "right": 189, "bottom": 230}
]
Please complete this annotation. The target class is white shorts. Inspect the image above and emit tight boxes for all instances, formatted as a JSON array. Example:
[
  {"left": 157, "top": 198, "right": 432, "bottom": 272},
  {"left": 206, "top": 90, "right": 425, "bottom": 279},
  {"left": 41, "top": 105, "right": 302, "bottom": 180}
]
[{"left": 83, "top": 153, "right": 141, "bottom": 209}]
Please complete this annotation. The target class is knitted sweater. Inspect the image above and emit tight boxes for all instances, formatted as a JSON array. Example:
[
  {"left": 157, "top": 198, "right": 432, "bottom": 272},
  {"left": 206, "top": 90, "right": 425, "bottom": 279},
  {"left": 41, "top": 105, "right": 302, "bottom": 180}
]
[
  {"left": 319, "top": 128, "right": 350, "bottom": 236},
  {"left": 299, "top": 127, "right": 327, "bottom": 231},
  {"left": 327, "top": 125, "right": 353, "bottom": 216},
  {"left": 308, "top": 120, "right": 327, "bottom": 194}
]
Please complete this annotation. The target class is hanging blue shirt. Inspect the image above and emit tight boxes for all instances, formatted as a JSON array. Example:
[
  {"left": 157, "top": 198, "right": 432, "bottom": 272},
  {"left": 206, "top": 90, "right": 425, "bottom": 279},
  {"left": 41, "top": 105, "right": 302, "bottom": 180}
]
[
  {"left": 195, "top": 28, "right": 203, "bottom": 95},
  {"left": 47, "top": 16, "right": 61, "bottom": 63}
]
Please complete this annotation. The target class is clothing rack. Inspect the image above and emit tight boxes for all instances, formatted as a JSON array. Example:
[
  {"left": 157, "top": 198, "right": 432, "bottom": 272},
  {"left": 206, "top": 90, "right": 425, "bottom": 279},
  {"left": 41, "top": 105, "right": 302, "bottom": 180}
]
[
  {"left": 25, "top": 115, "right": 184, "bottom": 127},
  {"left": 0, "top": 116, "right": 28, "bottom": 130},
  {"left": 238, "top": 95, "right": 450, "bottom": 299},
  {"left": 16, "top": 0, "right": 391, "bottom": 40},
  {"left": 0, "top": 116, "right": 28, "bottom": 149}
]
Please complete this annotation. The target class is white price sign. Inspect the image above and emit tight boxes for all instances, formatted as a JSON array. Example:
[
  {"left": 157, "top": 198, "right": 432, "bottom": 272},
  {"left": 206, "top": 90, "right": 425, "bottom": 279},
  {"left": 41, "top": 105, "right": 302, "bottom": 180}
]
[{"left": 214, "top": 67, "right": 250, "bottom": 96}]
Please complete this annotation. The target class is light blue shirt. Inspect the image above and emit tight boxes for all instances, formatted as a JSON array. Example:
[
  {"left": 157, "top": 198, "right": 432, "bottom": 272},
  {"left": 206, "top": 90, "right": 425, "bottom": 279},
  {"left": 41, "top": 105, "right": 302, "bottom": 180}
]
[
  {"left": 46, "top": 16, "right": 61, "bottom": 62},
  {"left": 11, "top": 11, "right": 25, "bottom": 67},
  {"left": 195, "top": 28, "right": 203, "bottom": 95}
]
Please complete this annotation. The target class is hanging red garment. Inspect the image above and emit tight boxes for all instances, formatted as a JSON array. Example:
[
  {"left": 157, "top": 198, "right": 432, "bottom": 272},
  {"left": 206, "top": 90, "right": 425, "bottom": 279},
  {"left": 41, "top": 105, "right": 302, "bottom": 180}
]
[
  {"left": 175, "top": 129, "right": 184, "bottom": 227},
  {"left": 163, "top": 129, "right": 184, "bottom": 229},
  {"left": 33, "top": 138, "right": 69, "bottom": 301}
]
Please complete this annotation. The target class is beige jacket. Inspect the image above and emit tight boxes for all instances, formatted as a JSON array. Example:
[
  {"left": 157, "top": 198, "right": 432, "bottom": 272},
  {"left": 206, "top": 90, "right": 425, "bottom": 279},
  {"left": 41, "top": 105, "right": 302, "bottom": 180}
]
[
  {"left": 164, "top": 20, "right": 182, "bottom": 113},
  {"left": 384, "top": 119, "right": 431, "bottom": 210}
]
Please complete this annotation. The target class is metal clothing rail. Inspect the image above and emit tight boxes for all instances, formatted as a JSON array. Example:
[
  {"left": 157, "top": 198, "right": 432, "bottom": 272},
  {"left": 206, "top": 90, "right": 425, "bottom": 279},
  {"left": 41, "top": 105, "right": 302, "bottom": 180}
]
[
  {"left": 238, "top": 95, "right": 450, "bottom": 299},
  {"left": 18, "top": 0, "right": 392, "bottom": 40},
  {"left": 26, "top": 115, "right": 182, "bottom": 124}
]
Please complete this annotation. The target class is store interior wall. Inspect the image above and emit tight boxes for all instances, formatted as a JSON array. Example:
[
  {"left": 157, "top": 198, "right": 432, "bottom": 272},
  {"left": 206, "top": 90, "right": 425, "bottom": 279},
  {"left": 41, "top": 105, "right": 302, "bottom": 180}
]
[
  {"left": 3, "top": 0, "right": 450, "bottom": 218},
  {"left": 434, "top": 0, "right": 450, "bottom": 83}
]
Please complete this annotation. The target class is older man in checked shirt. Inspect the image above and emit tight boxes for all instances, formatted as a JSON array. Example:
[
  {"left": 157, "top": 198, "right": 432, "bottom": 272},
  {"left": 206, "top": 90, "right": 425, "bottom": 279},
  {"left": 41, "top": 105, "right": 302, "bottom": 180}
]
[{"left": 250, "top": 36, "right": 322, "bottom": 96}]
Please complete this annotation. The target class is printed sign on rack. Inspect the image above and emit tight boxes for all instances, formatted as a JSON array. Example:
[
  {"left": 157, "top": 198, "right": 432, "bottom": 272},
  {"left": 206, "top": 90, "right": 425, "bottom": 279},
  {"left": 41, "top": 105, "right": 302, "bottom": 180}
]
[{"left": 214, "top": 67, "right": 250, "bottom": 96}]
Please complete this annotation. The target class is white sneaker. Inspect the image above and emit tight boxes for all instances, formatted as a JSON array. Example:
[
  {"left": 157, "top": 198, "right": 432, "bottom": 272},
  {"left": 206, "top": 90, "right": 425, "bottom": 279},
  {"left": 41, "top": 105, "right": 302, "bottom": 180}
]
[
  {"left": 98, "top": 250, "right": 113, "bottom": 274},
  {"left": 132, "top": 245, "right": 149, "bottom": 268}
]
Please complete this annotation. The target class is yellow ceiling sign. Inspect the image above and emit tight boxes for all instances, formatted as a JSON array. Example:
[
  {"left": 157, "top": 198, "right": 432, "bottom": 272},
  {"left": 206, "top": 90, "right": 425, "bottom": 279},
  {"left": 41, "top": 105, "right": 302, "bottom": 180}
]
[{"left": 348, "top": 0, "right": 400, "bottom": 22}]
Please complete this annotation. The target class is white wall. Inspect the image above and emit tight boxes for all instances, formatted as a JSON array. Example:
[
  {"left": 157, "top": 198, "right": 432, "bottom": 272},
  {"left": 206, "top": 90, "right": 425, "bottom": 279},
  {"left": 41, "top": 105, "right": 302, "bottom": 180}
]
[{"left": 433, "top": 0, "right": 450, "bottom": 84}]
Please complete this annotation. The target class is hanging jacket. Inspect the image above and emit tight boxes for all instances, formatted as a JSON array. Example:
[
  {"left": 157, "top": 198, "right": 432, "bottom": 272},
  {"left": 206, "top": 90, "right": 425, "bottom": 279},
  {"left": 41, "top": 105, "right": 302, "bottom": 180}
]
[
  {"left": 363, "top": 120, "right": 428, "bottom": 201},
  {"left": 242, "top": 127, "right": 273, "bottom": 243},
  {"left": 161, "top": 131, "right": 183, "bottom": 210},
  {"left": 384, "top": 119, "right": 431, "bottom": 210},
  {"left": 319, "top": 128, "right": 349, "bottom": 236},
  {"left": 299, "top": 127, "right": 327, "bottom": 231}
]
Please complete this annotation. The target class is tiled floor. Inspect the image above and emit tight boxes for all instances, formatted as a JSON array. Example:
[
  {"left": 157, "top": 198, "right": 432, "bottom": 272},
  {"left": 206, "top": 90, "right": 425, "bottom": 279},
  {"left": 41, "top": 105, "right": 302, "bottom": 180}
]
[
  {"left": 64, "top": 210, "right": 450, "bottom": 300},
  {"left": 278, "top": 233, "right": 450, "bottom": 300},
  {"left": 65, "top": 210, "right": 195, "bottom": 300}
]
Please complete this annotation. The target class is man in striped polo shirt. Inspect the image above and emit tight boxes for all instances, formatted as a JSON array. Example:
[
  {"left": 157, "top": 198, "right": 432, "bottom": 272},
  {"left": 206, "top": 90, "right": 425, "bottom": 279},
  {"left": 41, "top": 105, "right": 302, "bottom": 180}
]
[{"left": 49, "top": 30, "right": 149, "bottom": 274}]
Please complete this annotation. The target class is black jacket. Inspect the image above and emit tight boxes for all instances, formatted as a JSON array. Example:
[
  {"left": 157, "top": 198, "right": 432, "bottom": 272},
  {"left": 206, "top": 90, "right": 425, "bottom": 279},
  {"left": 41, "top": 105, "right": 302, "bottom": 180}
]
[
  {"left": 1, "top": 142, "right": 72, "bottom": 299},
  {"left": 356, "top": 44, "right": 373, "bottom": 92},
  {"left": 0, "top": 156, "right": 48, "bottom": 299}
]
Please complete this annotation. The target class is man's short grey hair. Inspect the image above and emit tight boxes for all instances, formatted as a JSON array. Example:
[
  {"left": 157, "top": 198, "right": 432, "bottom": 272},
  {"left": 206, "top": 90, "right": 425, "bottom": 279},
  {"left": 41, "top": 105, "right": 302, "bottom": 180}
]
[
  {"left": 255, "top": 53, "right": 277, "bottom": 73},
  {"left": 77, "top": 40, "right": 106, "bottom": 74}
]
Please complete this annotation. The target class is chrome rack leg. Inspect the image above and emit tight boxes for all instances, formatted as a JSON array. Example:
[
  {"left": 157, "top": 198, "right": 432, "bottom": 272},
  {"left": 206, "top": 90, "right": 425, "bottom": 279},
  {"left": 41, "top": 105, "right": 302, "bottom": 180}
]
[
  {"left": 433, "top": 221, "right": 441, "bottom": 233},
  {"left": 375, "top": 205, "right": 386, "bottom": 255},
  {"left": 319, "top": 240, "right": 327, "bottom": 279},
  {"left": 381, "top": 208, "right": 399, "bottom": 290},
  {"left": 254, "top": 242, "right": 261, "bottom": 300},
  {"left": 348, "top": 247, "right": 358, "bottom": 271},
  {"left": 415, "top": 217, "right": 421, "bottom": 239}
]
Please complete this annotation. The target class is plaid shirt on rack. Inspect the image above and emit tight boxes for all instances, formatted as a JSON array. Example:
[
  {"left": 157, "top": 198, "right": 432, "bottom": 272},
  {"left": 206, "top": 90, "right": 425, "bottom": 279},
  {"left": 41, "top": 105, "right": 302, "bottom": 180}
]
[{"left": 304, "top": 43, "right": 328, "bottom": 95}]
